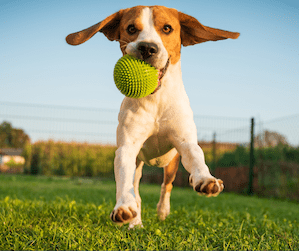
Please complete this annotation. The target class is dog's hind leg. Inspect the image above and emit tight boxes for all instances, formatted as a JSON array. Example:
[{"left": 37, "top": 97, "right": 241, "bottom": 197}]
[
  {"left": 157, "top": 153, "right": 180, "bottom": 220},
  {"left": 129, "top": 158, "right": 144, "bottom": 229}
]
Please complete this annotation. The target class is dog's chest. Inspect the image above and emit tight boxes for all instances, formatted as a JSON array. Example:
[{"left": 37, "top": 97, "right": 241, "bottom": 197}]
[{"left": 138, "top": 134, "right": 177, "bottom": 167}]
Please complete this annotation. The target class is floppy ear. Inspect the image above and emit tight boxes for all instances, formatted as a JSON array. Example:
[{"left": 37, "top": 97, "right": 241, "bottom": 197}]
[
  {"left": 178, "top": 12, "right": 240, "bottom": 46},
  {"left": 66, "top": 10, "right": 124, "bottom": 45}
]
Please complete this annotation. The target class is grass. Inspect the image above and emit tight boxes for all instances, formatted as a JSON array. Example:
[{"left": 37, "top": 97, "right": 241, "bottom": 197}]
[{"left": 0, "top": 175, "right": 298, "bottom": 250}]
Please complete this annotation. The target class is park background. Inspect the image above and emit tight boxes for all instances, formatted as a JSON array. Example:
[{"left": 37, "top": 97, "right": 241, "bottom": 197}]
[{"left": 1, "top": 0, "right": 298, "bottom": 200}]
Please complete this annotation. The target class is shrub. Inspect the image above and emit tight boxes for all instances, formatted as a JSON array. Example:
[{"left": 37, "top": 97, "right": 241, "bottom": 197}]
[
  {"left": 216, "top": 145, "right": 249, "bottom": 167},
  {"left": 24, "top": 140, "right": 116, "bottom": 177},
  {"left": 283, "top": 146, "right": 299, "bottom": 164},
  {"left": 216, "top": 144, "right": 299, "bottom": 168}
]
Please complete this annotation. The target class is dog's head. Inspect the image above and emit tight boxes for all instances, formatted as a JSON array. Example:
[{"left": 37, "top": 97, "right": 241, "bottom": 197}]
[{"left": 66, "top": 5, "right": 239, "bottom": 73}]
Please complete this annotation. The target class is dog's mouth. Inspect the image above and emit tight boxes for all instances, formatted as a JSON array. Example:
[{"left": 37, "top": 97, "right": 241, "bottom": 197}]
[{"left": 151, "top": 58, "right": 170, "bottom": 95}]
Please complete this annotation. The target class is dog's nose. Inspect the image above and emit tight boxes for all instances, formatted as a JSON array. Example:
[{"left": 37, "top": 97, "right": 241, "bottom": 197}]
[{"left": 137, "top": 42, "right": 158, "bottom": 60}]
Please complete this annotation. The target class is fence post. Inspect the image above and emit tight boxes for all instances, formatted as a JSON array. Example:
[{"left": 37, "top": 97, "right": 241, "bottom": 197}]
[{"left": 248, "top": 117, "right": 255, "bottom": 195}]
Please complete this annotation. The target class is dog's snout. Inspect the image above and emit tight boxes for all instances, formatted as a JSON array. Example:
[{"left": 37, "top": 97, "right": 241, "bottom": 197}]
[{"left": 137, "top": 42, "right": 158, "bottom": 60}]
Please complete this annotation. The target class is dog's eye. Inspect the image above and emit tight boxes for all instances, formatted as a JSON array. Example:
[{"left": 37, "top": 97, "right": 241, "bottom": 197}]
[
  {"left": 162, "top": 24, "right": 173, "bottom": 34},
  {"left": 127, "top": 24, "right": 137, "bottom": 35}
]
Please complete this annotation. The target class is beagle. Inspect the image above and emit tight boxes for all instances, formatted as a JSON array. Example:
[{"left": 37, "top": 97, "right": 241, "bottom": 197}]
[{"left": 66, "top": 5, "right": 239, "bottom": 228}]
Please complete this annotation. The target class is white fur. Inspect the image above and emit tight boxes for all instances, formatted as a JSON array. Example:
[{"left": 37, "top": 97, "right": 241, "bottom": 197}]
[
  {"left": 125, "top": 8, "right": 168, "bottom": 69},
  {"left": 112, "top": 7, "right": 222, "bottom": 228}
]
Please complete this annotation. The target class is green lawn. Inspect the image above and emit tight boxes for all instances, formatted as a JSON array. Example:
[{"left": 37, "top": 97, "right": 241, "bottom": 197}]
[{"left": 0, "top": 175, "right": 298, "bottom": 250}]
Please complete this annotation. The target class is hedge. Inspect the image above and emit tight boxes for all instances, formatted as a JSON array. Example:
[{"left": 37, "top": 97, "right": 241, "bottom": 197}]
[{"left": 23, "top": 141, "right": 116, "bottom": 177}]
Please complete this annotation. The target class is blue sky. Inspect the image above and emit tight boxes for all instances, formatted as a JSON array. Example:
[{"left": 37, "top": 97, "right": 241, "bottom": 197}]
[{"left": 1, "top": 0, "right": 298, "bottom": 122}]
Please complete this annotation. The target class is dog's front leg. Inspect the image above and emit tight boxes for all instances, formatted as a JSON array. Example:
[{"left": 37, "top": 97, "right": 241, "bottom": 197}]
[
  {"left": 179, "top": 142, "right": 224, "bottom": 197},
  {"left": 110, "top": 145, "right": 140, "bottom": 225},
  {"left": 110, "top": 99, "right": 154, "bottom": 226}
]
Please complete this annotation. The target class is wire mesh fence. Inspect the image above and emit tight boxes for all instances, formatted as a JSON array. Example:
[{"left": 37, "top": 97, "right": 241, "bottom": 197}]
[
  {"left": 194, "top": 115, "right": 250, "bottom": 144},
  {"left": 2, "top": 102, "right": 298, "bottom": 147},
  {"left": 1, "top": 101, "right": 254, "bottom": 146},
  {"left": 1, "top": 101, "right": 298, "bottom": 151},
  {"left": 256, "top": 114, "right": 299, "bottom": 147},
  {"left": 0, "top": 102, "right": 118, "bottom": 145},
  {"left": 1, "top": 101, "right": 299, "bottom": 200}
]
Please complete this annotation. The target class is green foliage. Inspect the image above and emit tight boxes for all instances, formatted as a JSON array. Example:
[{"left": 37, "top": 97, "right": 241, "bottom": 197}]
[
  {"left": 0, "top": 175, "right": 298, "bottom": 250},
  {"left": 24, "top": 141, "right": 116, "bottom": 177},
  {"left": 217, "top": 145, "right": 249, "bottom": 167},
  {"left": 0, "top": 121, "right": 30, "bottom": 148},
  {"left": 217, "top": 144, "right": 299, "bottom": 167},
  {"left": 255, "top": 144, "right": 299, "bottom": 165},
  {"left": 282, "top": 146, "right": 299, "bottom": 164},
  {"left": 5, "top": 159, "right": 23, "bottom": 168}
]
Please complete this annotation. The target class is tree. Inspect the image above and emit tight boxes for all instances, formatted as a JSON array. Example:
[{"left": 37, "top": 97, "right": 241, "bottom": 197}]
[
  {"left": 255, "top": 130, "right": 288, "bottom": 147},
  {"left": 0, "top": 121, "right": 30, "bottom": 148}
]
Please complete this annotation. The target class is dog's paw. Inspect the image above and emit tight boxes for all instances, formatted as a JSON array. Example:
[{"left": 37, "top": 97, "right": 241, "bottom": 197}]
[
  {"left": 190, "top": 175, "right": 224, "bottom": 197},
  {"left": 110, "top": 205, "right": 137, "bottom": 224},
  {"left": 195, "top": 178, "right": 224, "bottom": 197}
]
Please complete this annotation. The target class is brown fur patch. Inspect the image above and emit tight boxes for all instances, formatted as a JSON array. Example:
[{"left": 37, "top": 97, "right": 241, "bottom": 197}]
[
  {"left": 164, "top": 153, "right": 180, "bottom": 193},
  {"left": 118, "top": 6, "right": 145, "bottom": 55},
  {"left": 151, "top": 6, "right": 181, "bottom": 65}
]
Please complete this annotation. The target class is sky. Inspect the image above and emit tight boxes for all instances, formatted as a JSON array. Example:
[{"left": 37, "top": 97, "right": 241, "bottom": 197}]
[{"left": 0, "top": 0, "right": 298, "bottom": 142}]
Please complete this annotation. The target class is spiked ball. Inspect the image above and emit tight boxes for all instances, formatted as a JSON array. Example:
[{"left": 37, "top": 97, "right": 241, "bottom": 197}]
[{"left": 113, "top": 54, "right": 159, "bottom": 98}]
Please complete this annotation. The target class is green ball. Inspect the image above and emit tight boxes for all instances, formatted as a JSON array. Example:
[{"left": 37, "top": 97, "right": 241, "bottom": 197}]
[{"left": 113, "top": 54, "right": 159, "bottom": 98}]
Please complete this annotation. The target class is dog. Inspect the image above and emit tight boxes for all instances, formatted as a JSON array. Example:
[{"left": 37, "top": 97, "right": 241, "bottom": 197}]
[{"left": 66, "top": 5, "right": 239, "bottom": 228}]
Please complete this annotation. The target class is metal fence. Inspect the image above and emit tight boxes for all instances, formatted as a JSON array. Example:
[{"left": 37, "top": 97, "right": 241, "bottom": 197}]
[
  {"left": 0, "top": 102, "right": 118, "bottom": 145},
  {"left": 256, "top": 114, "right": 299, "bottom": 147},
  {"left": 1, "top": 101, "right": 254, "bottom": 145},
  {"left": 1, "top": 101, "right": 299, "bottom": 200},
  {"left": 1, "top": 101, "right": 298, "bottom": 148}
]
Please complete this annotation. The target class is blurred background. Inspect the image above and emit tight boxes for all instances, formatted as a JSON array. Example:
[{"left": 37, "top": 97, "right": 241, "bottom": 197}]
[{"left": 0, "top": 0, "right": 298, "bottom": 201}]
